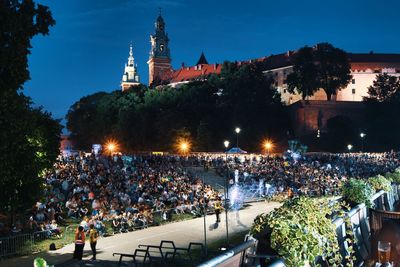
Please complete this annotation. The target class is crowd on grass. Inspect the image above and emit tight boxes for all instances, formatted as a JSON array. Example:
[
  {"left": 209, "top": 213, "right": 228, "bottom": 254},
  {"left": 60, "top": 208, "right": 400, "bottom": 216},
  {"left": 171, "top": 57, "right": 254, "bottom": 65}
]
[
  {"left": 1, "top": 151, "right": 399, "bottom": 237},
  {"left": 6, "top": 154, "right": 219, "bottom": 238}
]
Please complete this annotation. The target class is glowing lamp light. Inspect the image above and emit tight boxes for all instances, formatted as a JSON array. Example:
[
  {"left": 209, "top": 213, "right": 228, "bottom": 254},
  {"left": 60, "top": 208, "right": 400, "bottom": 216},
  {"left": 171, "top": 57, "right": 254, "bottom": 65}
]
[
  {"left": 347, "top": 144, "right": 353, "bottom": 151},
  {"left": 264, "top": 141, "right": 272, "bottom": 150},
  {"left": 224, "top": 140, "right": 230, "bottom": 148},
  {"left": 360, "top": 132, "right": 366, "bottom": 138},
  {"left": 235, "top": 127, "right": 241, "bottom": 134},
  {"left": 107, "top": 143, "right": 115, "bottom": 152},
  {"left": 105, "top": 140, "right": 119, "bottom": 155},
  {"left": 178, "top": 140, "right": 190, "bottom": 154}
]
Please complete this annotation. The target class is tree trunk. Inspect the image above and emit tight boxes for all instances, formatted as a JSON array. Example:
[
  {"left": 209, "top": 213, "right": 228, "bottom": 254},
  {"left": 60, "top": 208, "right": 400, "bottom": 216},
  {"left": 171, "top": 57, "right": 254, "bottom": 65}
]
[{"left": 326, "top": 92, "right": 332, "bottom": 101}]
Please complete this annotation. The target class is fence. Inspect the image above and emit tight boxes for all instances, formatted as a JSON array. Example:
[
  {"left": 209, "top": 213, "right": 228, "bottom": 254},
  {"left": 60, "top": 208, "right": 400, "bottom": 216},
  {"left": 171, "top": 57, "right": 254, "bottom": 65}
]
[{"left": 0, "top": 230, "right": 59, "bottom": 258}]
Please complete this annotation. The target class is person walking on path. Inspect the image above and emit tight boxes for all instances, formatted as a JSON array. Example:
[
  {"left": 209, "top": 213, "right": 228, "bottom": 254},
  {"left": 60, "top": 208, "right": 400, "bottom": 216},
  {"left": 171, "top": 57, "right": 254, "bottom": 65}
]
[
  {"left": 73, "top": 226, "right": 85, "bottom": 260},
  {"left": 214, "top": 197, "right": 222, "bottom": 223},
  {"left": 88, "top": 224, "right": 98, "bottom": 260}
]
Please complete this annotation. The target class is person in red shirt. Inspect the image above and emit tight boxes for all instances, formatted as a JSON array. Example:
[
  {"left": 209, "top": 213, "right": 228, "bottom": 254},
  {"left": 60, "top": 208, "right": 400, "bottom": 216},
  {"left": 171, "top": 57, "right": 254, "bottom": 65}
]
[{"left": 73, "top": 226, "right": 85, "bottom": 260}]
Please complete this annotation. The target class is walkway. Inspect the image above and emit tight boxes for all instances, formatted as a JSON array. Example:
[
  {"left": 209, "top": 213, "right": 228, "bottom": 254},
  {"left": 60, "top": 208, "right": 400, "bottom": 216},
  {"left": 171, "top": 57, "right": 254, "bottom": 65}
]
[{"left": 0, "top": 201, "right": 281, "bottom": 267}]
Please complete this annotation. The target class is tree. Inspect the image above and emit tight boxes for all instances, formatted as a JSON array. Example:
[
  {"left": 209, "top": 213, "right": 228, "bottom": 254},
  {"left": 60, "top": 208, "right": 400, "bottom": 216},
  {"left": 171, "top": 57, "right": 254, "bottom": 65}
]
[
  {"left": 66, "top": 61, "right": 290, "bottom": 152},
  {"left": 0, "top": 0, "right": 55, "bottom": 92},
  {"left": 366, "top": 73, "right": 400, "bottom": 102},
  {"left": 0, "top": 1, "right": 59, "bottom": 221},
  {"left": 287, "top": 43, "right": 352, "bottom": 101},
  {"left": 314, "top": 43, "right": 352, "bottom": 101},
  {"left": 286, "top": 47, "right": 319, "bottom": 99},
  {"left": 66, "top": 92, "right": 109, "bottom": 149}
]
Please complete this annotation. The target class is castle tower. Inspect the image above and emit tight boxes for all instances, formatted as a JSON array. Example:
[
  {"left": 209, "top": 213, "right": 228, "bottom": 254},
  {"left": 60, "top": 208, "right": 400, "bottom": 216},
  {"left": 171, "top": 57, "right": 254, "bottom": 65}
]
[
  {"left": 121, "top": 43, "right": 140, "bottom": 91},
  {"left": 147, "top": 10, "right": 172, "bottom": 86}
]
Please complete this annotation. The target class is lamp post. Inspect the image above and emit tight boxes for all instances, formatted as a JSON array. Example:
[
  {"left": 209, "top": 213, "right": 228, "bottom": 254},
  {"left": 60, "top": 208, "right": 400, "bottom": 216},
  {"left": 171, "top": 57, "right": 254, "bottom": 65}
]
[
  {"left": 179, "top": 141, "right": 189, "bottom": 155},
  {"left": 263, "top": 141, "right": 273, "bottom": 155},
  {"left": 235, "top": 127, "right": 240, "bottom": 148},
  {"left": 105, "top": 141, "right": 118, "bottom": 156},
  {"left": 360, "top": 132, "right": 366, "bottom": 152},
  {"left": 223, "top": 140, "right": 230, "bottom": 248},
  {"left": 347, "top": 144, "right": 353, "bottom": 152},
  {"left": 202, "top": 175, "right": 207, "bottom": 257}
]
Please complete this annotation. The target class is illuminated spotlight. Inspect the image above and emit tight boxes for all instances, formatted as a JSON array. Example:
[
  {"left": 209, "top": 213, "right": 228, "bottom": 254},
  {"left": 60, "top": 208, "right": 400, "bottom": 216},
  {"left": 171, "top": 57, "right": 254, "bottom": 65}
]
[
  {"left": 360, "top": 132, "right": 366, "bottom": 138},
  {"left": 347, "top": 144, "right": 353, "bottom": 151}
]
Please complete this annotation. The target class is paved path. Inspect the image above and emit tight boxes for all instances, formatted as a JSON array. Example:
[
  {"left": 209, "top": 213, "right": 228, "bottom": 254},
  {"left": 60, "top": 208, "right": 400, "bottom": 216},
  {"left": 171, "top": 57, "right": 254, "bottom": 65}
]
[{"left": 0, "top": 201, "right": 281, "bottom": 267}]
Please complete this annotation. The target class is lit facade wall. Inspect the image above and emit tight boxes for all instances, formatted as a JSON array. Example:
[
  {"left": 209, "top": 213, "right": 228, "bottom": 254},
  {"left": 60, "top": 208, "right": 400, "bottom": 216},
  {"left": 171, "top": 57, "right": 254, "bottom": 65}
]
[{"left": 266, "top": 65, "right": 400, "bottom": 105}]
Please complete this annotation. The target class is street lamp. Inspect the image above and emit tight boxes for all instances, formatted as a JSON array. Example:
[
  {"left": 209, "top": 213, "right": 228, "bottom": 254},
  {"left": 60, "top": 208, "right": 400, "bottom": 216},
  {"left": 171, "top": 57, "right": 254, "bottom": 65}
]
[
  {"left": 234, "top": 127, "right": 241, "bottom": 148},
  {"left": 223, "top": 140, "right": 230, "bottom": 248},
  {"left": 347, "top": 144, "right": 353, "bottom": 152},
  {"left": 263, "top": 140, "right": 273, "bottom": 155},
  {"left": 179, "top": 141, "right": 189, "bottom": 154},
  {"left": 360, "top": 132, "right": 366, "bottom": 152},
  {"left": 105, "top": 141, "right": 118, "bottom": 155}
]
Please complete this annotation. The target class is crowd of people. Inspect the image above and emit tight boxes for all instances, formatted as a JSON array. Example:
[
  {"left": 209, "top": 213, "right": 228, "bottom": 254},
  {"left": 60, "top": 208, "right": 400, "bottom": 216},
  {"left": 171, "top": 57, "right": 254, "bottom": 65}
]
[
  {"left": 1, "top": 151, "right": 399, "bottom": 238},
  {"left": 20, "top": 153, "right": 219, "bottom": 238},
  {"left": 217, "top": 152, "right": 400, "bottom": 197}
]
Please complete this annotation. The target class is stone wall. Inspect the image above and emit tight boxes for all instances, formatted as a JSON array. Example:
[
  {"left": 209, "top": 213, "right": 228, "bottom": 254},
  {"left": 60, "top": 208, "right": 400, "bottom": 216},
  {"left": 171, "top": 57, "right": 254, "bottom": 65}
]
[{"left": 289, "top": 100, "right": 366, "bottom": 137}]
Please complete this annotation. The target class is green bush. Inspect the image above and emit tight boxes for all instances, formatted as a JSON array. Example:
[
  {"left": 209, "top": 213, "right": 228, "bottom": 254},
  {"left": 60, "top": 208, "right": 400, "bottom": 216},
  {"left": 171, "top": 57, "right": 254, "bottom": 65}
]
[
  {"left": 250, "top": 197, "right": 344, "bottom": 267},
  {"left": 341, "top": 178, "right": 375, "bottom": 207},
  {"left": 386, "top": 169, "right": 400, "bottom": 184},
  {"left": 368, "top": 175, "right": 391, "bottom": 192}
]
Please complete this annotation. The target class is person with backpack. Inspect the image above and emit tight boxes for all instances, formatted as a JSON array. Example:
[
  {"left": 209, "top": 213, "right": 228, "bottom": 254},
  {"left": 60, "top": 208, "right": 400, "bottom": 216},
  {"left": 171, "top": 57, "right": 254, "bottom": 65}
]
[
  {"left": 73, "top": 226, "right": 85, "bottom": 260},
  {"left": 88, "top": 224, "right": 98, "bottom": 260}
]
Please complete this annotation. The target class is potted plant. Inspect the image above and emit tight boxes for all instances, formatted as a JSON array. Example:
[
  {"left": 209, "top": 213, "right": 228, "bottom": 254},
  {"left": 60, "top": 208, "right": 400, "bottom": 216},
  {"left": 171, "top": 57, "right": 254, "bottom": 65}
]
[
  {"left": 368, "top": 175, "right": 391, "bottom": 192},
  {"left": 341, "top": 178, "right": 374, "bottom": 208},
  {"left": 250, "top": 197, "right": 344, "bottom": 267}
]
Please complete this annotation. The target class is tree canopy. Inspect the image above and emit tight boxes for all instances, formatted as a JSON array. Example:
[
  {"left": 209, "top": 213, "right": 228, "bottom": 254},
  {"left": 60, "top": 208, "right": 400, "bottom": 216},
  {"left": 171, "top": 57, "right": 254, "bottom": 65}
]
[
  {"left": 287, "top": 43, "right": 352, "bottom": 101},
  {"left": 366, "top": 73, "right": 400, "bottom": 103},
  {"left": 67, "top": 62, "right": 289, "bottom": 152},
  {"left": 0, "top": 0, "right": 61, "bottom": 219}
]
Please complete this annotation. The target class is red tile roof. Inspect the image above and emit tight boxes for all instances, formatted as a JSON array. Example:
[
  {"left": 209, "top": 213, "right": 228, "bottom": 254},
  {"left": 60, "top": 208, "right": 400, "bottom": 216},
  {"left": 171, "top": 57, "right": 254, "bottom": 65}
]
[{"left": 165, "top": 64, "right": 222, "bottom": 83}]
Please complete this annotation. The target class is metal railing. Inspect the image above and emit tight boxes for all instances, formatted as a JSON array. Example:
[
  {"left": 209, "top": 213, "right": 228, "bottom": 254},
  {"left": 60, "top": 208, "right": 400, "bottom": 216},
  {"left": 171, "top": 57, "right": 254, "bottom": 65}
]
[
  {"left": 198, "top": 184, "right": 400, "bottom": 266},
  {"left": 0, "top": 233, "right": 32, "bottom": 258}
]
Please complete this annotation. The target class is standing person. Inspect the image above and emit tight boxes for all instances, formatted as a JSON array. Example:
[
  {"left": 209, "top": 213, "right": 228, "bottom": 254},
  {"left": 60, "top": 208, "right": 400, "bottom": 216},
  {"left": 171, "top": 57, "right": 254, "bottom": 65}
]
[
  {"left": 214, "top": 197, "right": 222, "bottom": 223},
  {"left": 88, "top": 224, "right": 98, "bottom": 260},
  {"left": 73, "top": 226, "right": 85, "bottom": 260}
]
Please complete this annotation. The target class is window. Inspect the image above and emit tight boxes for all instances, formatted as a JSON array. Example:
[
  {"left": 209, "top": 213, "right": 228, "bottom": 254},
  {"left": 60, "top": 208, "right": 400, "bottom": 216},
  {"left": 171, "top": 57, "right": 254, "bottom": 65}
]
[
  {"left": 352, "top": 88, "right": 356, "bottom": 94},
  {"left": 283, "top": 89, "right": 287, "bottom": 93},
  {"left": 352, "top": 79, "right": 355, "bottom": 84},
  {"left": 283, "top": 79, "right": 287, "bottom": 84}
]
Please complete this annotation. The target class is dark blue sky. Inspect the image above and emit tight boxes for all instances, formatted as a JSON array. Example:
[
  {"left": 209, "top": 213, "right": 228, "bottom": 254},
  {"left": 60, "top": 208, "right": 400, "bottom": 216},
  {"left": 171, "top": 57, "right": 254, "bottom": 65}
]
[{"left": 25, "top": 0, "right": 400, "bottom": 122}]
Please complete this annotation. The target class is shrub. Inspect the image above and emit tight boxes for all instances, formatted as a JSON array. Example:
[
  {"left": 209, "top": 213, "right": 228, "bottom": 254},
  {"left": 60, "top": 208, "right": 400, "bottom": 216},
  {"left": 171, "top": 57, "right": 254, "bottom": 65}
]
[
  {"left": 386, "top": 169, "right": 400, "bottom": 184},
  {"left": 368, "top": 175, "right": 391, "bottom": 192},
  {"left": 341, "top": 178, "right": 374, "bottom": 207},
  {"left": 250, "top": 197, "right": 344, "bottom": 267}
]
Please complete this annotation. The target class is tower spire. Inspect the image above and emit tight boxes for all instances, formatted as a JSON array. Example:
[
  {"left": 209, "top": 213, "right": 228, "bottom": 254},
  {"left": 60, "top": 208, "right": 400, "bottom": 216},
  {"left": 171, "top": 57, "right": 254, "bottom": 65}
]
[
  {"left": 129, "top": 42, "right": 133, "bottom": 57},
  {"left": 148, "top": 10, "right": 172, "bottom": 86},
  {"left": 121, "top": 43, "right": 140, "bottom": 91}
]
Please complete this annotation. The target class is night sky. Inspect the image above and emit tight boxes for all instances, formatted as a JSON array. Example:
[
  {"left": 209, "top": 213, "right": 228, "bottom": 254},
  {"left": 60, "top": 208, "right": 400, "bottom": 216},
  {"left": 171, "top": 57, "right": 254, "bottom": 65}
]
[{"left": 25, "top": 0, "right": 400, "bottom": 123}]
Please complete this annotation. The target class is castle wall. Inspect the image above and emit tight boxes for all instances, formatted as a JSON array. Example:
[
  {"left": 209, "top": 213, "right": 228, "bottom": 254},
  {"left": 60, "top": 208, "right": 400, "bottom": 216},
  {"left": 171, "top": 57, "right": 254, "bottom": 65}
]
[{"left": 288, "top": 100, "right": 366, "bottom": 137}]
